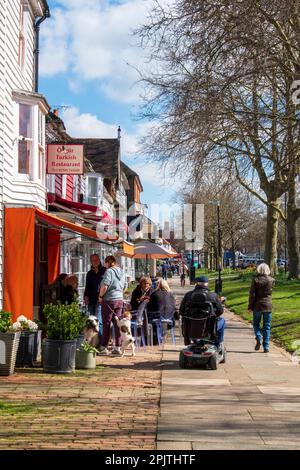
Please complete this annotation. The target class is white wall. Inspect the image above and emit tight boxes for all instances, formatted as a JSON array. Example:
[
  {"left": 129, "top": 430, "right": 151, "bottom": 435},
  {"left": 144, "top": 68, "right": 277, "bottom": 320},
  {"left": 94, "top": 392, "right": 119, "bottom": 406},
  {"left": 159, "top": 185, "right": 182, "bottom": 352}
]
[{"left": 0, "top": 0, "right": 49, "bottom": 308}]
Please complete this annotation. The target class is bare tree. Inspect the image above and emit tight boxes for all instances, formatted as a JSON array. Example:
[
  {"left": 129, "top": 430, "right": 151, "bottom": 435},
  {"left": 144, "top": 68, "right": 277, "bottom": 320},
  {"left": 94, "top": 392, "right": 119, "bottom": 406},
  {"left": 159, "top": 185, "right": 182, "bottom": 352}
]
[{"left": 136, "top": 0, "right": 300, "bottom": 276}]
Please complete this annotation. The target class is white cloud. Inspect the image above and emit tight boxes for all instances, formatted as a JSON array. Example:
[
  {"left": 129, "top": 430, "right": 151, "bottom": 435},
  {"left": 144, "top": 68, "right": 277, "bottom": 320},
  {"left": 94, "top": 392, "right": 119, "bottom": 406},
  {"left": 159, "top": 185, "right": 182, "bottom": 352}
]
[
  {"left": 60, "top": 106, "right": 142, "bottom": 157},
  {"left": 59, "top": 106, "right": 179, "bottom": 190},
  {"left": 40, "top": 0, "right": 151, "bottom": 103}
]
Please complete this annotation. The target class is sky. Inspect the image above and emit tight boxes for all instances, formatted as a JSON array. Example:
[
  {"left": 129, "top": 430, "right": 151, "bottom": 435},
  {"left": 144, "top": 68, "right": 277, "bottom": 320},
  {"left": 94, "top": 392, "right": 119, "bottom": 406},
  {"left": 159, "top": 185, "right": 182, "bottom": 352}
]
[{"left": 39, "top": 0, "right": 180, "bottom": 213}]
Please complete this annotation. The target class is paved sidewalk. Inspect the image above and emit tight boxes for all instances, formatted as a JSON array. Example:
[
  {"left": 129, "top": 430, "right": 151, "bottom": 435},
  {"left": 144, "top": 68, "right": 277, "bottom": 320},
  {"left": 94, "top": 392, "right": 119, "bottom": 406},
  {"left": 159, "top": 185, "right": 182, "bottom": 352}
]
[
  {"left": 158, "top": 277, "right": 300, "bottom": 450},
  {"left": 0, "top": 348, "right": 162, "bottom": 450}
]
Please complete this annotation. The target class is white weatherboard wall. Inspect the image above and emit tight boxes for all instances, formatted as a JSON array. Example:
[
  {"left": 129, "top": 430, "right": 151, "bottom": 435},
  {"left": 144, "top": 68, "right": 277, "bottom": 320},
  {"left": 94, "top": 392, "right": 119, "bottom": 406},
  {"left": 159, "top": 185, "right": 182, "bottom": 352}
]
[{"left": 0, "top": 0, "right": 49, "bottom": 308}]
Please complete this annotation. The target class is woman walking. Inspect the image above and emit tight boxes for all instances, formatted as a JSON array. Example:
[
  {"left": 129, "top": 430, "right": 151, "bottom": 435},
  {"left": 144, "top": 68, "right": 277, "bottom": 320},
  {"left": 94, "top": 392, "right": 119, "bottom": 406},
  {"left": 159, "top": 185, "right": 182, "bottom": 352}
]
[
  {"left": 248, "top": 263, "right": 275, "bottom": 353},
  {"left": 98, "top": 255, "right": 125, "bottom": 356}
]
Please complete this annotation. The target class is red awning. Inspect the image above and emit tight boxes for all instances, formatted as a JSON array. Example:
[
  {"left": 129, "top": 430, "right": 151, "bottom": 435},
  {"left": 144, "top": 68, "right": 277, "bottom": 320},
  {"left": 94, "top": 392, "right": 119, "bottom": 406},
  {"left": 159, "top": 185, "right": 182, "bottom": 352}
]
[
  {"left": 47, "top": 195, "right": 128, "bottom": 232},
  {"left": 36, "top": 208, "right": 118, "bottom": 242},
  {"left": 48, "top": 194, "right": 114, "bottom": 224}
]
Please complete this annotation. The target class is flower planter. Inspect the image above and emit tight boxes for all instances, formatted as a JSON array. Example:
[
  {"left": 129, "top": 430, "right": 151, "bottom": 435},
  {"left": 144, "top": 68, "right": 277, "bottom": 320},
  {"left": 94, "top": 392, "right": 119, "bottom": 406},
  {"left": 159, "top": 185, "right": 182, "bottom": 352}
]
[
  {"left": 76, "top": 334, "right": 85, "bottom": 350},
  {"left": 75, "top": 349, "right": 96, "bottom": 369},
  {"left": 16, "top": 331, "right": 35, "bottom": 367},
  {"left": 42, "top": 339, "right": 77, "bottom": 374},
  {"left": 0, "top": 332, "right": 20, "bottom": 376}
]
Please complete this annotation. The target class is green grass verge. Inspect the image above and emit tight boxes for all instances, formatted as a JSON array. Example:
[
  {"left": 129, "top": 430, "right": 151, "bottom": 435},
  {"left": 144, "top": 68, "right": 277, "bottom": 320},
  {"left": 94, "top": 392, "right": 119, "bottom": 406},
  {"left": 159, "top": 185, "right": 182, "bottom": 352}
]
[{"left": 195, "top": 268, "right": 300, "bottom": 353}]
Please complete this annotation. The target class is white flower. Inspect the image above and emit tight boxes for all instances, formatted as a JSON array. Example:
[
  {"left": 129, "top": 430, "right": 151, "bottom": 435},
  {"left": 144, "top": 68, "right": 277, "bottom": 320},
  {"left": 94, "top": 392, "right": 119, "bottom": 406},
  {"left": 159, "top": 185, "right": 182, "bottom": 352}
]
[
  {"left": 17, "top": 315, "right": 28, "bottom": 323},
  {"left": 27, "top": 320, "right": 38, "bottom": 331},
  {"left": 12, "top": 321, "right": 22, "bottom": 331}
]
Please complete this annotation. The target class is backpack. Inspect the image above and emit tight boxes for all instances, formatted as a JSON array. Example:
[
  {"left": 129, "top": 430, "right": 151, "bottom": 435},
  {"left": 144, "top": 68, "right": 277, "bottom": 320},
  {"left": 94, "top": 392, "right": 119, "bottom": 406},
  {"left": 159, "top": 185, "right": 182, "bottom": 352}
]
[{"left": 185, "top": 290, "right": 217, "bottom": 340}]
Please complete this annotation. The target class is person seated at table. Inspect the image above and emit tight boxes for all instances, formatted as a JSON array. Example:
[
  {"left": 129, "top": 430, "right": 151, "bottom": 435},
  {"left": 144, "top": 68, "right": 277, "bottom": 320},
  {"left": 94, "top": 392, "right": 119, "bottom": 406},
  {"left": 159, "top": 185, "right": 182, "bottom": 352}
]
[
  {"left": 130, "top": 277, "right": 153, "bottom": 311},
  {"left": 147, "top": 279, "right": 177, "bottom": 327},
  {"left": 61, "top": 275, "right": 78, "bottom": 305}
]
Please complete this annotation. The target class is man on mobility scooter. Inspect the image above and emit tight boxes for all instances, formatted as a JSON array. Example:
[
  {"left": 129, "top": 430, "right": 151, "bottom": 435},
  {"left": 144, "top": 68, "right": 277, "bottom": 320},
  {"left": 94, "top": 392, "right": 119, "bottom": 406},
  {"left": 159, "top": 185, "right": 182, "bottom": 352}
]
[{"left": 179, "top": 276, "right": 226, "bottom": 369}]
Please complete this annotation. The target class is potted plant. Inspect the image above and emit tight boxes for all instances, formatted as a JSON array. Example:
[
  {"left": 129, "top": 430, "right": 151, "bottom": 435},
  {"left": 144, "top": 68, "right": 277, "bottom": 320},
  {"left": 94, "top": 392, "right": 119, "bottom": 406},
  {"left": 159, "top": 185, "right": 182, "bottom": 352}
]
[
  {"left": 0, "top": 311, "right": 20, "bottom": 376},
  {"left": 11, "top": 316, "right": 39, "bottom": 367},
  {"left": 75, "top": 341, "right": 97, "bottom": 369},
  {"left": 42, "top": 302, "right": 86, "bottom": 374}
]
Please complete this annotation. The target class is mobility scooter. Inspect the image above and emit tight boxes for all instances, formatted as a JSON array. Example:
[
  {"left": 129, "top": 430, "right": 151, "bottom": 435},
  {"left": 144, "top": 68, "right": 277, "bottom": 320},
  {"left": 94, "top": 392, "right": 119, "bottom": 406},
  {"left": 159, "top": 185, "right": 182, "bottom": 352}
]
[{"left": 179, "top": 296, "right": 226, "bottom": 370}]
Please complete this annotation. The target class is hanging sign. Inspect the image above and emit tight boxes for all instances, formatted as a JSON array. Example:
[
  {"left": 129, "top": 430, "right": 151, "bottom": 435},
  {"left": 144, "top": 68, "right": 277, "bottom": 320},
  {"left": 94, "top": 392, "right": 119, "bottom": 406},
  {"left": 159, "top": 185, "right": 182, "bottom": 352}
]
[{"left": 47, "top": 144, "right": 84, "bottom": 174}]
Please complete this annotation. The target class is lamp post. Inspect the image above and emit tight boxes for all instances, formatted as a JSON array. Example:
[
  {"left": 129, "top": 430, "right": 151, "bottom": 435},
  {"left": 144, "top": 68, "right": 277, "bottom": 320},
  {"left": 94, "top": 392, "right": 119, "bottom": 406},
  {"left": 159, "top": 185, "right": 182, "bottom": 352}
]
[
  {"left": 284, "top": 192, "right": 287, "bottom": 273},
  {"left": 216, "top": 202, "right": 222, "bottom": 294},
  {"left": 210, "top": 200, "right": 222, "bottom": 294}
]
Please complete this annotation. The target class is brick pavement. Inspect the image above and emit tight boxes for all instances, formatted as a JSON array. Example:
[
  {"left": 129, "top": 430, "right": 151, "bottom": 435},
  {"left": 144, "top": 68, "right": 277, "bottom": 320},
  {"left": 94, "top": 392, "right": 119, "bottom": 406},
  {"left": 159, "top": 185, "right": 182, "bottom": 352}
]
[{"left": 0, "top": 347, "right": 162, "bottom": 450}]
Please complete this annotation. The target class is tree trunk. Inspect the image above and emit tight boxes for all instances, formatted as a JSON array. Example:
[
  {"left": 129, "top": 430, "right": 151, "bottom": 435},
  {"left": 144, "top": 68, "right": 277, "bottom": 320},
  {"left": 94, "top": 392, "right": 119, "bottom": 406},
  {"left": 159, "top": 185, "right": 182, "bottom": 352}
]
[
  {"left": 287, "top": 185, "right": 300, "bottom": 279},
  {"left": 264, "top": 201, "right": 279, "bottom": 276}
]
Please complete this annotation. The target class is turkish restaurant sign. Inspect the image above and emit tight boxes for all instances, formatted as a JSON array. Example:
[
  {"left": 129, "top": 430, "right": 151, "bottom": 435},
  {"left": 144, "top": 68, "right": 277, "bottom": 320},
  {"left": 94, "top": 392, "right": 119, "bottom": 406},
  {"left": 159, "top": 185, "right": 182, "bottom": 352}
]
[{"left": 47, "top": 144, "right": 84, "bottom": 174}]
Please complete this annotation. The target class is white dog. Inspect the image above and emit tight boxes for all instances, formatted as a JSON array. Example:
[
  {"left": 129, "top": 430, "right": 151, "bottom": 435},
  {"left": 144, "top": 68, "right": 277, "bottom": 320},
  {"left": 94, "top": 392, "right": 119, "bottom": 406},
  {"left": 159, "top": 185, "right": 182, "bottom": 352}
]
[
  {"left": 115, "top": 312, "right": 135, "bottom": 357},
  {"left": 83, "top": 315, "right": 100, "bottom": 348}
]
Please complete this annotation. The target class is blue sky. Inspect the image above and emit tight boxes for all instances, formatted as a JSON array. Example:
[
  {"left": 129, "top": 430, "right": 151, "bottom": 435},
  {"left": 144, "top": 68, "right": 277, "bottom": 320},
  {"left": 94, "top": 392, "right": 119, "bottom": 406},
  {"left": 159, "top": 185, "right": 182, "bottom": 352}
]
[{"left": 40, "top": 0, "right": 179, "bottom": 210}]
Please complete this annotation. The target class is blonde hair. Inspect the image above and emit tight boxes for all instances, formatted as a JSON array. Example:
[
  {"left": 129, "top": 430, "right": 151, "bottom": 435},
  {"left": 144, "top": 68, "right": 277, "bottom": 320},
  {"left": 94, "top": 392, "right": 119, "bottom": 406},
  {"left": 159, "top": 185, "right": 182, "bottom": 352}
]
[
  {"left": 257, "top": 263, "right": 271, "bottom": 276},
  {"left": 159, "top": 279, "right": 171, "bottom": 292},
  {"left": 123, "top": 311, "right": 132, "bottom": 319}
]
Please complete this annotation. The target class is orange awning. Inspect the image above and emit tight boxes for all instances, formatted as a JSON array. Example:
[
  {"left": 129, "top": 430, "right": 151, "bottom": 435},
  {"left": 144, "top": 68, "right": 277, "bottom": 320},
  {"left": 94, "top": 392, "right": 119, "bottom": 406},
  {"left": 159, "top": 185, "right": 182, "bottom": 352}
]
[
  {"left": 122, "top": 241, "right": 134, "bottom": 256},
  {"left": 36, "top": 208, "right": 118, "bottom": 242},
  {"left": 4, "top": 208, "right": 35, "bottom": 320}
]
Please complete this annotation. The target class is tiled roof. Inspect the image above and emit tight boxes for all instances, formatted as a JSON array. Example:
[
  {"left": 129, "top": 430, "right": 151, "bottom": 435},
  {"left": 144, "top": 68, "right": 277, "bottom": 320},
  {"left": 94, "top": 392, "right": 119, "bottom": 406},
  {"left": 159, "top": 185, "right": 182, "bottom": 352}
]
[{"left": 73, "top": 138, "right": 120, "bottom": 180}]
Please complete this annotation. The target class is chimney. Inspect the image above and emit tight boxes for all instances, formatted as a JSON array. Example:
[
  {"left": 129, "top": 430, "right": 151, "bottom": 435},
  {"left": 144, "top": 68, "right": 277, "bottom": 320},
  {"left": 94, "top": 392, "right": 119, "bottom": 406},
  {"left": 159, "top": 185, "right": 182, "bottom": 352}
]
[
  {"left": 53, "top": 109, "right": 59, "bottom": 117},
  {"left": 118, "top": 126, "right": 121, "bottom": 140}
]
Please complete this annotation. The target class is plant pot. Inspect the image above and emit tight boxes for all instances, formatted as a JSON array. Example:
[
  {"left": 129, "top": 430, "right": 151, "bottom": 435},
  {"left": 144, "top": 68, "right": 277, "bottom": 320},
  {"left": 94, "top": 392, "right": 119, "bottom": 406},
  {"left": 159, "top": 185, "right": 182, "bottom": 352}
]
[
  {"left": 75, "top": 349, "right": 96, "bottom": 369},
  {"left": 76, "top": 334, "right": 85, "bottom": 350},
  {"left": 42, "top": 339, "right": 77, "bottom": 374},
  {"left": 0, "top": 332, "right": 21, "bottom": 376},
  {"left": 16, "top": 331, "right": 35, "bottom": 367}
]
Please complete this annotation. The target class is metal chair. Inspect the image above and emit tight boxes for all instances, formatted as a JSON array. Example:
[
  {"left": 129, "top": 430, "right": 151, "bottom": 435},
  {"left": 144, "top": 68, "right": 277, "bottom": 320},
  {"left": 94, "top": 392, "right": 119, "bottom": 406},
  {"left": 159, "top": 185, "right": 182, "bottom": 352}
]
[
  {"left": 150, "top": 316, "right": 176, "bottom": 346},
  {"left": 131, "top": 301, "right": 153, "bottom": 351}
]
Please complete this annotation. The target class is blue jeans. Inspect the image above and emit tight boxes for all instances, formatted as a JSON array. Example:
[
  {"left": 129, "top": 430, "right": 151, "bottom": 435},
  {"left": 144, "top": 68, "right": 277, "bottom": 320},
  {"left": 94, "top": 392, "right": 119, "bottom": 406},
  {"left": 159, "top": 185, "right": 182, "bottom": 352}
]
[
  {"left": 215, "top": 317, "right": 225, "bottom": 345},
  {"left": 253, "top": 311, "right": 272, "bottom": 350},
  {"left": 88, "top": 304, "right": 103, "bottom": 336}
]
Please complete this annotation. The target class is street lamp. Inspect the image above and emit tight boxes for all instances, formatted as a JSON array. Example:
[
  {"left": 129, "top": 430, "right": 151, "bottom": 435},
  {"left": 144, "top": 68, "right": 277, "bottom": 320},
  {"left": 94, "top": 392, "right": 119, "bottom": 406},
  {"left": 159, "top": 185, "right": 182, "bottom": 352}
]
[
  {"left": 284, "top": 192, "right": 287, "bottom": 273},
  {"left": 211, "top": 200, "right": 222, "bottom": 294}
]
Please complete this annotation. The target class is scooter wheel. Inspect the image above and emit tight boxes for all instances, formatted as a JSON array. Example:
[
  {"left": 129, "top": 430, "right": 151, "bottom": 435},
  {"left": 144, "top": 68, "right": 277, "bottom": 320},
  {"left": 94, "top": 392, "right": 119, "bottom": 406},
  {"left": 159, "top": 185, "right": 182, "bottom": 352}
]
[
  {"left": 220, "top": 348, "right": 226, "bottom": 364},
  {"left": 209, "top": 353, "right": 218, "bottom": 370},
  {"left": 179, "top": 351, "right": 187, "bottom": 369}
]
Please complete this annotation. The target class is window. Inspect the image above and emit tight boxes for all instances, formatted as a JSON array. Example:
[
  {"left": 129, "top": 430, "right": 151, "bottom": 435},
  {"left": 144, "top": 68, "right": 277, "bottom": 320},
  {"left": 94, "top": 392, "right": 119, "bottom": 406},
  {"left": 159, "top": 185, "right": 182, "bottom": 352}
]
[
  {"left": 13, "top": 93, "right": 48, "bottom": 184},
  {"left": 84, "top": 175, "right": 103, "bottom": 207},
  {"left": 18, "top": 2, "right": 25, "bottom": 70},
  {"left": 38, "top": 110, "right": 45, "bottom": 183},
  {"left": 18, "top": 104, "right": 32, "bottom": 174}
]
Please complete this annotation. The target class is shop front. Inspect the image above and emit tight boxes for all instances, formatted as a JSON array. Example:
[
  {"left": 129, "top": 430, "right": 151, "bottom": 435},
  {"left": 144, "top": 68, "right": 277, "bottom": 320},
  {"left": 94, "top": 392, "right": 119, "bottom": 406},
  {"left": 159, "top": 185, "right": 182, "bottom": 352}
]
[{"left": 3, "top": 207, "right": 133, "bottom": 321}]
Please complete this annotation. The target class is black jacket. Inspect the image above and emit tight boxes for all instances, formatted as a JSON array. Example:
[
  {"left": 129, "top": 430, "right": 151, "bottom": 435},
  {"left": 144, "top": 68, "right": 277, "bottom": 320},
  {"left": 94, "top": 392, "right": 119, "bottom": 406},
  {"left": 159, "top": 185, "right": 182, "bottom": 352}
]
[
  {"left": 147, "top": 290, "right": 177, "bottom": 321},
  {"left": 84, "top": 265, "right": 106, "bottom": 306},
  {"left": 130, "top": 285, "right": 153, "bottom": 311},
  {"left": 248, "top": 274, "right": 274, "bottom": 312},
  {"left": 179, "top": 286, "right": 224, "bottom": 317}
]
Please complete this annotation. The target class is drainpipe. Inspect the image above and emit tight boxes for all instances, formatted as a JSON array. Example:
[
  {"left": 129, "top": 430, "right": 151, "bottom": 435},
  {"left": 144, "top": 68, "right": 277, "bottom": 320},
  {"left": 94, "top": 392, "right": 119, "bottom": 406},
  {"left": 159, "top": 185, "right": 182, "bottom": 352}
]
[{"left": 34, "top": 6, "right": 51, "bottom": 92}]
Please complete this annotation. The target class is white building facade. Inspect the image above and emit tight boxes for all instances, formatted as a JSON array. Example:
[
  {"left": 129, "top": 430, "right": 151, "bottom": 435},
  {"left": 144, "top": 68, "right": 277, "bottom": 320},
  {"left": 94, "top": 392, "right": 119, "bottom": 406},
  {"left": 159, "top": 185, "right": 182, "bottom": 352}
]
[{"left": 0, "top": 0, "right": 50, "bottom": 310}]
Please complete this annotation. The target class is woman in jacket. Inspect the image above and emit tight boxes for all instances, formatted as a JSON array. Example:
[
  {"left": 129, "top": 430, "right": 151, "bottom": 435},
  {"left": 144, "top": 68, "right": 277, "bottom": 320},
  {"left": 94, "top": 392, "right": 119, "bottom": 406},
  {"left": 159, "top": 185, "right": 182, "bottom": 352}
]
[
  {"left": 248, "top": 263, "right": 275, "bottom": 353},
  {"left": 130, "top": 277, "right": 153, "bottom": 311},
  {"left": 147, "top": 279, "right": 177, "bottom": 324},
  {"left": 98, "top": 255, "right": 125, "bottom": 356}
]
